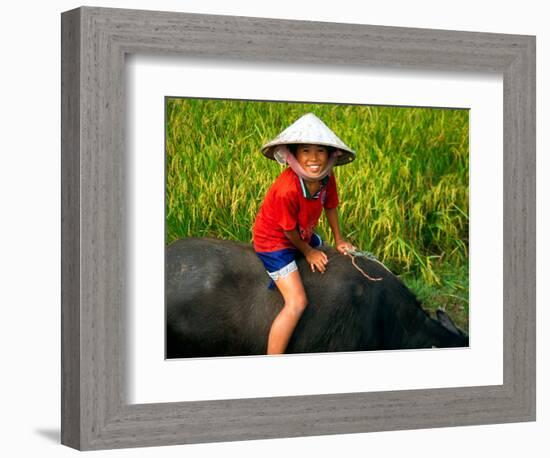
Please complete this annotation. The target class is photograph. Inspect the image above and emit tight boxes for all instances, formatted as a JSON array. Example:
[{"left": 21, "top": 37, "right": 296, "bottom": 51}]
[{"left": 165, "top": 98, "right": 470, "bottom": 358}]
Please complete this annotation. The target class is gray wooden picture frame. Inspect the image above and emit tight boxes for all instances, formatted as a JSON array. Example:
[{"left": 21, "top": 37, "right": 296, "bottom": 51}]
[{"left": 61, "top": 6, "right": 536, "bottom": 451}]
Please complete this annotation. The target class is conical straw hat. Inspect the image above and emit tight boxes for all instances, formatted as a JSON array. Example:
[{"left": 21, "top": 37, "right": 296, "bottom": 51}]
[{"left": 261, "top": 113, "right": 356, "bottom": 166}]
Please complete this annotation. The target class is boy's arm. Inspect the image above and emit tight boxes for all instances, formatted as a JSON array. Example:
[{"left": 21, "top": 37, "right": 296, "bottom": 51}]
[
  {"left": 325, "top": 207, "right": 355, "bottom": 254},
  {"left": 283, "top": 229, "right": 314, "bottom": 256},
  {"left": 324, "top": 207, "right": 344, "bottom": 244},
  {"left": 283, "top": 228, "right": 328, "bottom": 273}
]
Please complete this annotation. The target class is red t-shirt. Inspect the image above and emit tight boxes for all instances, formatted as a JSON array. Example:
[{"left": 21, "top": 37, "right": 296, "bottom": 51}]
[{"left": 253, "top": 168, "right": 339, "bottom": 252}]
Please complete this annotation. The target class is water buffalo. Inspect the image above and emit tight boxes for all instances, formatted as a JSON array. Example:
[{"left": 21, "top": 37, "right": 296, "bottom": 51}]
[{"left": 166, "top": 237, "right": 468, "bottom": 358}]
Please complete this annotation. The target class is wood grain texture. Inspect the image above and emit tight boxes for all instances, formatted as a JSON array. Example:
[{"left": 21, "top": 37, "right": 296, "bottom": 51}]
[
  {"left": 60, "top": 7, "right": 81, "bottom": 450},
  {"left": 61, "top": 6, "right": 536, "bottom": 450}
]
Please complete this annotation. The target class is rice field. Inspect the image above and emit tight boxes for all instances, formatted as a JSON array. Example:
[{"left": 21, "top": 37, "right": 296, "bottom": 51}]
[{"left": 165, "top": 98, "right": 469, "bottom": 330}]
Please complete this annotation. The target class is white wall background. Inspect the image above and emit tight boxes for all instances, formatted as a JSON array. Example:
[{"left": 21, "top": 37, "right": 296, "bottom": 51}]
[{"left": 0, "top": 1, "right": 545, "bottom": 456}]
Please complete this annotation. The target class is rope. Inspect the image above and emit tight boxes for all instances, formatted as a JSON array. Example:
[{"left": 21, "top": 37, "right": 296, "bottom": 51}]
[{"left": 343, "top": 248, "right": 390, "bottom": 282}]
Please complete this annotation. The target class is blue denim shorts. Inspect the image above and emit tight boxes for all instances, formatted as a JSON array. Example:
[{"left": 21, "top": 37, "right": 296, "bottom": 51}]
[{"left": 255, "top": 233, "right": 322, "bottom": 289}]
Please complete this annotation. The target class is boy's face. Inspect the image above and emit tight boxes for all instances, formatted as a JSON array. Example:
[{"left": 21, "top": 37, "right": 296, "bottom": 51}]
[{"left": 295, "top": 144, "right": 329, "bottom": 177}]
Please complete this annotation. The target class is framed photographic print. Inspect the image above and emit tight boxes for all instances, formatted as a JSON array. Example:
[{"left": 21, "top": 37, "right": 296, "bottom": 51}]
[{"left": 61, "top": 6, "right": 535, "bottom": 450}]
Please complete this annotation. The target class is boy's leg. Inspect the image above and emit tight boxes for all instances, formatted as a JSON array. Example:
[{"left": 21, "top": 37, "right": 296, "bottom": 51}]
[{"left": 267, "top": 269, "right": 308, "bottom": 355}]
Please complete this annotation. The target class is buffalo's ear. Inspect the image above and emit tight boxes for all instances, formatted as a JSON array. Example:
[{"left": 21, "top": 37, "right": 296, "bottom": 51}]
[{"left": 436, "top": 309, "right": 462, "bottom": 336}]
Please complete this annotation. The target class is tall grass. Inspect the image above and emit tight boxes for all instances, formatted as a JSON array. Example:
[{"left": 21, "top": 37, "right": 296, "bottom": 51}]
[{"left": 165, "top": 98, "right": 469, "bottom": 328}]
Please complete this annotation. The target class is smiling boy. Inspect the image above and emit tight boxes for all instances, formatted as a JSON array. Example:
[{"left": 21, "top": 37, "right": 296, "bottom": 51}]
[{"left": 252, "top": 113, "right": 356, "bottom": 354}]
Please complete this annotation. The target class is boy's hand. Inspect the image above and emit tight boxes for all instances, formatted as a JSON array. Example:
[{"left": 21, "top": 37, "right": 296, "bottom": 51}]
[
  {"left": 336, "top": 240, "right": 355, "bottom": 255},
  {"left": 305, "top": 248, "right": 329, "bottom": 273}
]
